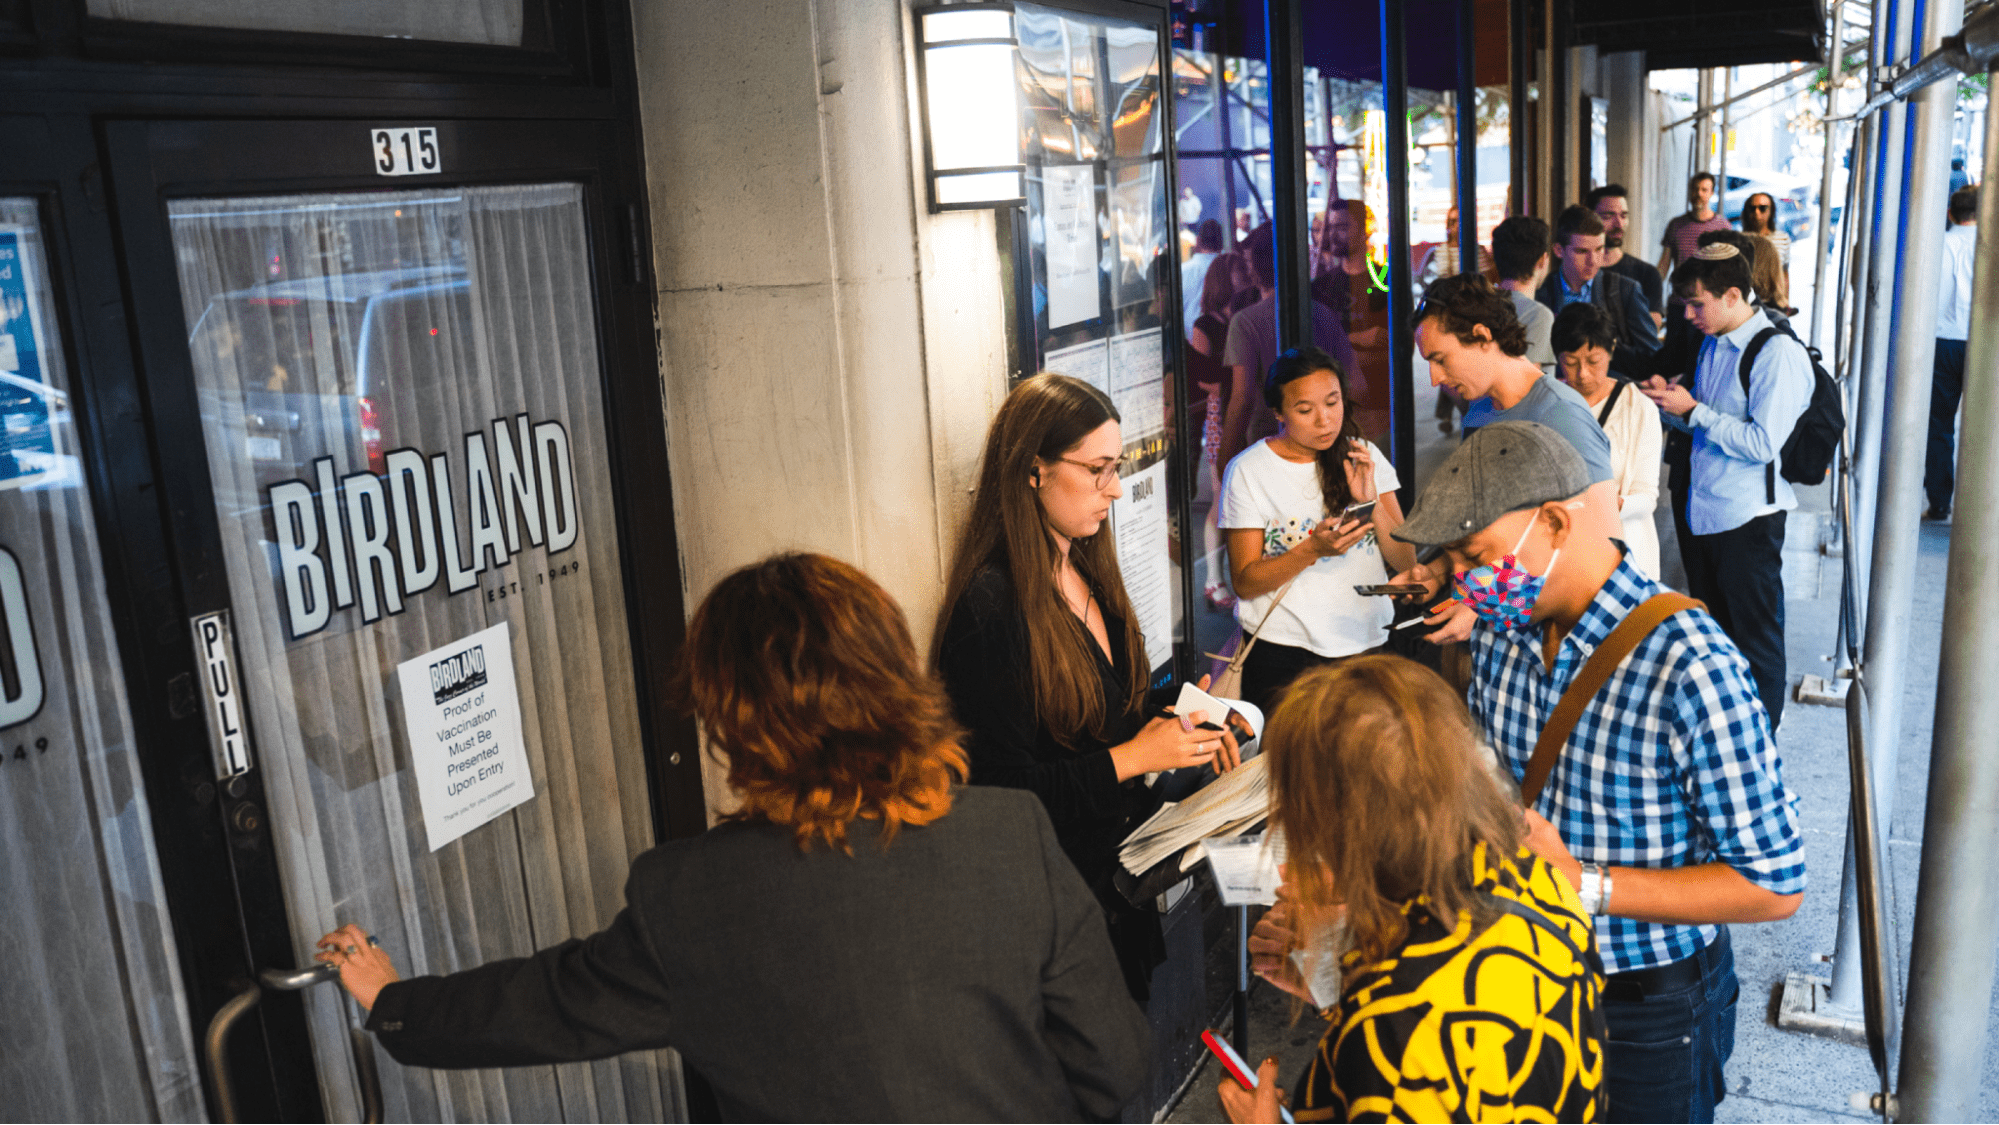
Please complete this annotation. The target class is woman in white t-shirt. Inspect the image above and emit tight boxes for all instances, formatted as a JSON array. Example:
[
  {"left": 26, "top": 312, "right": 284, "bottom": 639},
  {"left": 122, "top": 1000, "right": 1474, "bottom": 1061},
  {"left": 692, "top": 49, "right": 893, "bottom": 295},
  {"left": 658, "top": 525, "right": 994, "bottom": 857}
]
[{"left": 1220, "top": 347, "right": 1416, "bottom": 715}]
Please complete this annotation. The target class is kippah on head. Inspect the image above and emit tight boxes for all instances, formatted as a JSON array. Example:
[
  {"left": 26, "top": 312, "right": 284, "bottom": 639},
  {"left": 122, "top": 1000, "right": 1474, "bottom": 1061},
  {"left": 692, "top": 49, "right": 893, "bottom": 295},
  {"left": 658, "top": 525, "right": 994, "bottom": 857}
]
[{"left": 1693, "top": 242, "right": 1741, "bottom": 261}]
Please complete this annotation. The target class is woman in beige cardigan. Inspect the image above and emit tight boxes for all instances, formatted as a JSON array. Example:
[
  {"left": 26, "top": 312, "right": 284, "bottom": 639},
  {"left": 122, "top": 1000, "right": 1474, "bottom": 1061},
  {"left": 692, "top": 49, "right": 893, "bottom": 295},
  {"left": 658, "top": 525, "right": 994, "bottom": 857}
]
[{"left": 1552, "top": 303, "right": 1662, "bottom": 577}]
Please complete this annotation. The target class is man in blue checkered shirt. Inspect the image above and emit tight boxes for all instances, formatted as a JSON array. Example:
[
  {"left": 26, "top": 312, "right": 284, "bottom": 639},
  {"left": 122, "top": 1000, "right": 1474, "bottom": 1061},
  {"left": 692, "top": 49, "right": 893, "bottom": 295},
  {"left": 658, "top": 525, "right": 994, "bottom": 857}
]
[{"left": 1393, "top": 420, "right": 1805, "bottom": 1124}]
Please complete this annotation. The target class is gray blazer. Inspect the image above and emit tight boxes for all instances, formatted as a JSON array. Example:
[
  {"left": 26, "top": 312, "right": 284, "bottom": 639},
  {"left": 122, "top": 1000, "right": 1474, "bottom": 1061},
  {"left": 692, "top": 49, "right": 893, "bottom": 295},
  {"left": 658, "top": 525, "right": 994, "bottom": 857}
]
[{"left": 364, "top": 786, "right": 1150, "bottom": 1122}]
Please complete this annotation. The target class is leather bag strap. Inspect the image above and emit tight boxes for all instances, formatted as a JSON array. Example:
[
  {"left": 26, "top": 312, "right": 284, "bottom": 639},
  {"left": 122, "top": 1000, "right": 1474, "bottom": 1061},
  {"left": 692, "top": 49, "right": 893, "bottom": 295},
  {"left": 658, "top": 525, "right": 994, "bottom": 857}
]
[
  {"left": 1518, "top": 592, "right": 1705, "bottom": 807},
  {"left": 1222, "top": 575, "right": 1300, "bottom": 674}
]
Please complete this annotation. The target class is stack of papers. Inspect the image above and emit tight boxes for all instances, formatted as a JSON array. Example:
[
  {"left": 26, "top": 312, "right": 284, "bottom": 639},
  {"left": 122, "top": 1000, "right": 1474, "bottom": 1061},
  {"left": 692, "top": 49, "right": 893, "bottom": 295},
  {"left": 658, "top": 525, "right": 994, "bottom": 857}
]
[{"left": 1118, "top": 754, "right": 1271, "bottom": 875}]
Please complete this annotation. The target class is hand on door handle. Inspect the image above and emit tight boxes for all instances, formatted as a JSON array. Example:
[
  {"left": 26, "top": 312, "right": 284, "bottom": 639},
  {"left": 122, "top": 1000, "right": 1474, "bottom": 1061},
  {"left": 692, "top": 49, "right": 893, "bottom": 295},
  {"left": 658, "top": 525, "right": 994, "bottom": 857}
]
[{"left": 315, "top": 923, "right": 401, "bottom": 1011}]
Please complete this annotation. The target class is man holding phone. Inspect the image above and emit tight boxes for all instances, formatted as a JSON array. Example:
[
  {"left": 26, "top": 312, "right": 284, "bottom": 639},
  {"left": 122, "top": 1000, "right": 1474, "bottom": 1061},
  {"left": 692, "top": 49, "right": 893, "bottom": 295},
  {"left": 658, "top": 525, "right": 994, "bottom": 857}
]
[
  {"left": 1391, "top": 422, "right": 1804, "bottom": 1123},
  {"left": 1398, "top": 275, "right": 1621, "bottom": 644}
]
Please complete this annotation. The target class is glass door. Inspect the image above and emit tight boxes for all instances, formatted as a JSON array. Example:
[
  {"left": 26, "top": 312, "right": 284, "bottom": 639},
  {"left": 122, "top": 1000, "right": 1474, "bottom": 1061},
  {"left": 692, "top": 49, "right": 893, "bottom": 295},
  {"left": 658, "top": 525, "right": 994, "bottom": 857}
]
[
  {"left": 109, "top": 118, "right": 695, "bottom": 1122},
  {"left": 0, "top": 132, "right": 204, "bottom": 1121}
]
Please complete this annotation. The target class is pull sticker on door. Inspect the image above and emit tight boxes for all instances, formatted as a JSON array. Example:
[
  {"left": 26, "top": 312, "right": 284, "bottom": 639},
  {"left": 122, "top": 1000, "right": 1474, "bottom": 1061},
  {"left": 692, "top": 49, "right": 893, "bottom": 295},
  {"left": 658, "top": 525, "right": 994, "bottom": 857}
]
[{"left": 191, "top": 610, "right": 252, "bottom": 778}]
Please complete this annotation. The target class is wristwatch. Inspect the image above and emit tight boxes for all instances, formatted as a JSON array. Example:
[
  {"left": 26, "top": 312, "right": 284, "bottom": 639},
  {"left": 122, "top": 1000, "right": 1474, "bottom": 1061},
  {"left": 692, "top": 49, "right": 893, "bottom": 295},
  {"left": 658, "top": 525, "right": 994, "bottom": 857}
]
[{"left": 1579, "top": 863, "right": 1613, "bottom": 917}]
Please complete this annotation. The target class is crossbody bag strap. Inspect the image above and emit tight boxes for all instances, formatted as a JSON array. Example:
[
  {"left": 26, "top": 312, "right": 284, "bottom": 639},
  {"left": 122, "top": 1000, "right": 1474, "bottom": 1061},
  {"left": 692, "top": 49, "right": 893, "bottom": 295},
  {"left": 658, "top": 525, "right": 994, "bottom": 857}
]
[
  {"left": 1596, "top": 378, "right": 1629, "bottom": 427},
  {"left": 1223, "top": 574, "right": 1300, "bottom": 675},
  {"left": 1517, "top": 592, "right": 1705, "bottom": 807}
]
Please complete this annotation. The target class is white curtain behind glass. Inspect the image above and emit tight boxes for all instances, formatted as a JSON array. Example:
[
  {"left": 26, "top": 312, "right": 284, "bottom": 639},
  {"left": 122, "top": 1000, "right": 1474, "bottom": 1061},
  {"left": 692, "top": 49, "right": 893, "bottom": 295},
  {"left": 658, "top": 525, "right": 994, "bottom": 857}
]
[
  {"left": 86, "top": 0, "right": 521, "bottom": 45},
  {"left": 0, "top": 199, "right": 206, "bottom": 1122},
  {"left": 167, "top": 184, "right": 678, "bottom": 1123}
]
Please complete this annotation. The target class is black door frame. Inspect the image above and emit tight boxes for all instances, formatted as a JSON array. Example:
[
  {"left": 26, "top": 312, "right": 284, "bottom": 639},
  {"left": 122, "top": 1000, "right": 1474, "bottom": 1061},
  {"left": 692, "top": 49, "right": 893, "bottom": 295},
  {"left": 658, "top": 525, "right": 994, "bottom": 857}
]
[{"left": 2, "top": 2, "right": 699, "bottom": 1119}]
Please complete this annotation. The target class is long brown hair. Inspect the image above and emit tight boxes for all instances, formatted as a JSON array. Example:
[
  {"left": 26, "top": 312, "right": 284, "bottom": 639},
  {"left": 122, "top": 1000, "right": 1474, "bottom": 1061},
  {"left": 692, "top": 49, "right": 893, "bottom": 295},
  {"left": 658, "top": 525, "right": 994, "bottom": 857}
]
[
  {"left": 676, "top": 552, "right": 968, "bottom": 853},
  {"left": 1264, "top": 655, "right": 1524, "bottom": 966},
  {"left": 934, "top": 374, "right": 1148, "bottom": 747}
]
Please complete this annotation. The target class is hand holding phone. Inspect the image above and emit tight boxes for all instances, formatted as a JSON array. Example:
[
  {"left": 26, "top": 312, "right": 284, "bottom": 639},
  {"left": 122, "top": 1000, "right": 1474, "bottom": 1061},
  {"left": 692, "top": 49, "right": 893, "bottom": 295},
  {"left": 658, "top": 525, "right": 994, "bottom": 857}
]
[
  {"left": 1203, "top": 1030, "right": 1295, "bottom": 1124},
  {"left": 1354, "top": 583, "right": 1429, "bottom": 597},
  {"left": 1339, "top": 499, "right": 1377, "bottom": 526}
]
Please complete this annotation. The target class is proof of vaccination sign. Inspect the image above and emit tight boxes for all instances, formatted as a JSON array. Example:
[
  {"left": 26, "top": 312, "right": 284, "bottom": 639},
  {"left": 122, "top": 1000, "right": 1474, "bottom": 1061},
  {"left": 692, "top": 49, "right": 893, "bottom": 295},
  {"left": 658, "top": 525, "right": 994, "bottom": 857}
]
[{"left": 397, "top": 621, "right": 533, "bottom": 851}]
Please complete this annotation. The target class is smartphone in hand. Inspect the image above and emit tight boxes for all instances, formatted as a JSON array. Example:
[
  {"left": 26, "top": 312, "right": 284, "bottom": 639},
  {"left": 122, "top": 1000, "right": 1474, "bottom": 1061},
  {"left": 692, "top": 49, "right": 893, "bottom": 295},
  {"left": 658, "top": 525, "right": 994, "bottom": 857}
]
[
  {"left": 1354, "top": 583, "right": 1429, "bottom": 596},
  {"left": 1202, "top": 1029, "right": 1297, "bottom": 1124},
  {"left": 1340, "top": 499, "right": 1377, "bottom": 525}
]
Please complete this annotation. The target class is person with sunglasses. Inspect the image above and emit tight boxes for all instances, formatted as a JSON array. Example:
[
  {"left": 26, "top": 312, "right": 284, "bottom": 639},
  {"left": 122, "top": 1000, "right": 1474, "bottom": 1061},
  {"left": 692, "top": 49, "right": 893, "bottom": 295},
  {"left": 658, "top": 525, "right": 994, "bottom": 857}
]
[
  {"left": 1736, "top": 193, "right": 1792, "bottom": 314},
  {"left": 935, "top": 373, "right": 1243, "bottom": 1002}
]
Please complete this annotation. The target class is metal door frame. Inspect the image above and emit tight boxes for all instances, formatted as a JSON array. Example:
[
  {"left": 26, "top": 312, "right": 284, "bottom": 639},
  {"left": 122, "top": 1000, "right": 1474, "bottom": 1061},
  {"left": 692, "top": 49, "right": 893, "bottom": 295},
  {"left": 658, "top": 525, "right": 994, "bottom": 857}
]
[{"left": 80, "top": 113, "right": 699, "bottom": 1121}]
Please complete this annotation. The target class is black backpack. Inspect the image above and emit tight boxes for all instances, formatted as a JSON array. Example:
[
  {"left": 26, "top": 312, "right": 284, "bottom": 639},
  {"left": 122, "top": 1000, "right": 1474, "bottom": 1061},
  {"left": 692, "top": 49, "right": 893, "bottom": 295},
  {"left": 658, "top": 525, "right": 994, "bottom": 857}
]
[
  {"left": 1663, "top": 317, "right": 1844, "bottom": 501},
  {"left": 1737, "top": 323, "right": 1845, "bottom": 497}
]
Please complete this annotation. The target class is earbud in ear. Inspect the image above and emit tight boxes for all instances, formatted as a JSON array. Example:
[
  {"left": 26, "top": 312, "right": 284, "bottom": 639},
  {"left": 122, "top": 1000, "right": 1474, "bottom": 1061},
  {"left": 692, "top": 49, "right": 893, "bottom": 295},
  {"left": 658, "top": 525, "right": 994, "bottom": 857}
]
[{"left": 1030, "top": 467, "right": 1042, "bottom": 486}]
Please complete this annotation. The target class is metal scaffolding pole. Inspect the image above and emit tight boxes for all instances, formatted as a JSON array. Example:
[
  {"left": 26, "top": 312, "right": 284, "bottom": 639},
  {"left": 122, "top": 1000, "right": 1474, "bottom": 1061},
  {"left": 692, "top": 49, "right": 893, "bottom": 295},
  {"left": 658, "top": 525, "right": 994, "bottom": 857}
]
[
  {"left": 1898, "top": 77, "right": 1999, "bottom": 1125},
  {"left": 1718, "top": 66, "right": 1733, "bottom": 215},
  {"left": 1703, "top": 69, "right": 1719, "bottom": 180},
  {"left": 1824, "top": 0, "right": 1914, "bottom": 1021},
  {"left": 1812, "top": 0, "right": 1850, "bottom": 353},
  {"left": 1849, "top": 0, "right": 1960, "bottom": 1022},
  {"left": 1836, "top": 114, "right": 1875, "bottom": 386}
]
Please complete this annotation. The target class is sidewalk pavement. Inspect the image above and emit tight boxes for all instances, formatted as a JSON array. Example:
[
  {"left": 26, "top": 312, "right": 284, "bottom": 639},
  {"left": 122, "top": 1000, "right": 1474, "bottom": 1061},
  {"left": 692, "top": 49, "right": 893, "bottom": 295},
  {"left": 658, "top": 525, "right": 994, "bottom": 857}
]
[{"left": 1166, "top": 376, "right": 1999, "bottom": 1122}]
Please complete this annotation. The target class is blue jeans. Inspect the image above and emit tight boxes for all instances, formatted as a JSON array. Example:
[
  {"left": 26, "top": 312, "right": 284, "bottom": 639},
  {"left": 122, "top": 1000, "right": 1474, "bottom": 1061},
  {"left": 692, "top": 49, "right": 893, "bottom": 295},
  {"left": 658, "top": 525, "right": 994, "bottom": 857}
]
[{"left": 1602, "top": 927, "right": 1739, "bottom": 1123}]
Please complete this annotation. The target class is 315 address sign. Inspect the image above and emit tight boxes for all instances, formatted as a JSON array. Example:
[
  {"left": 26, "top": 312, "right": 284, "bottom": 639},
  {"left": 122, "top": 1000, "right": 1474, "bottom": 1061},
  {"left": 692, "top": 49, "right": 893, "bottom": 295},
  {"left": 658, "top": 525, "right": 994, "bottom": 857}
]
[{"left": 371, "top": 127, "right": 441, "bottom": 177}]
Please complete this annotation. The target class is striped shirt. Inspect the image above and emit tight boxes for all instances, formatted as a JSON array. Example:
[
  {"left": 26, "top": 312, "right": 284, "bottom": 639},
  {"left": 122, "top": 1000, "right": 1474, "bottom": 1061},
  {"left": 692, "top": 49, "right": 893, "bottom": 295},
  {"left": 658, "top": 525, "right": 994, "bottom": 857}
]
[{"left": 1466, "top": 555, "right": 1806, "bottom": 973}]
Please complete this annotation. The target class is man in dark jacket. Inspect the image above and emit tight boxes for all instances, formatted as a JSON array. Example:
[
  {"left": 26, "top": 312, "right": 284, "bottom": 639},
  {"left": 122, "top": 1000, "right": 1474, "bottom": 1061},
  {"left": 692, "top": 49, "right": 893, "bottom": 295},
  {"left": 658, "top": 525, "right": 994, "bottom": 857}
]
[{"left": 1537, "top": 204, "right": 1658, "bottom": 376}]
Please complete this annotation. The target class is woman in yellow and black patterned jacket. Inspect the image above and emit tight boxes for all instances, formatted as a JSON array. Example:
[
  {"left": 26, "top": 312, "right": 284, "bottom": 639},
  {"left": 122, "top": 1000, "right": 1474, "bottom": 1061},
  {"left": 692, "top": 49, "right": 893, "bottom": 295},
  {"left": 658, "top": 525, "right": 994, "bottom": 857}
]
[{"left": 1223, "top": 654, "right": 1608, "bottom": 1124}]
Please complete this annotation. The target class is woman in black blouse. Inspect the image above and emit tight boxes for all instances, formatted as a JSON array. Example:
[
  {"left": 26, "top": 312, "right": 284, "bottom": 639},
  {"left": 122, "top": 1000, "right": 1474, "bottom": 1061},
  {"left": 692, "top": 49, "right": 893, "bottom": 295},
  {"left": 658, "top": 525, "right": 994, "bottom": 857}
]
[{"left": 934, "top": 373, "right": 1239, "bottom": 1001}]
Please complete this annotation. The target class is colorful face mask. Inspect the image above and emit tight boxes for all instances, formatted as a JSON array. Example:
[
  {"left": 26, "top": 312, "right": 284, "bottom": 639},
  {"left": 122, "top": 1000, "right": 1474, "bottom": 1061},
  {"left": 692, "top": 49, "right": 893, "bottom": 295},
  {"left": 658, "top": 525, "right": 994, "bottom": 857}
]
[{"left": 1452, "top": 512, "right": 1559, "bottom": 630}]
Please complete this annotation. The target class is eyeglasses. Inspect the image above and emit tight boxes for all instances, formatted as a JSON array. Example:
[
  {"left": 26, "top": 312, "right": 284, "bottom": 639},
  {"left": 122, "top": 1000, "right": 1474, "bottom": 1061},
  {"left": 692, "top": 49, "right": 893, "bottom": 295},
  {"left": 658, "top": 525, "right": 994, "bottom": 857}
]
[
  {"left": 1748, "top": 204, "right": 1772, "bottom": 212},
  {"left": 1057, "top": 457, "right": 1120, "bottom": 489}
]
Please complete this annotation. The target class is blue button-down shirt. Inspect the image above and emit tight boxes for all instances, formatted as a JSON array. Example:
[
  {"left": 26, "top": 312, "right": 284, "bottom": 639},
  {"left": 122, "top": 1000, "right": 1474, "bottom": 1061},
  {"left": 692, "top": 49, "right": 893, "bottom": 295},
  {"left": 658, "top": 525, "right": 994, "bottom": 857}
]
[
  {"left": 1467, "top": 554, "right": 1807, "bottom": 974},
  {"left": 1557, "top": 270, "right": 1594, "bottom": 308},
  {"left": 1663, "top": 309, "right": 1814, "bottom": 535}
]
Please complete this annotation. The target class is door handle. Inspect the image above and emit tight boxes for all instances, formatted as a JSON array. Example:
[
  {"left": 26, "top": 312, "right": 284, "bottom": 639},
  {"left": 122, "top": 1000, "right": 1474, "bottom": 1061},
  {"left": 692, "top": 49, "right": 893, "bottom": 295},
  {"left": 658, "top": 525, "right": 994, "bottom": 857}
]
[{"left": 202, "top": 963, "right": 385, "bottom": 1124}]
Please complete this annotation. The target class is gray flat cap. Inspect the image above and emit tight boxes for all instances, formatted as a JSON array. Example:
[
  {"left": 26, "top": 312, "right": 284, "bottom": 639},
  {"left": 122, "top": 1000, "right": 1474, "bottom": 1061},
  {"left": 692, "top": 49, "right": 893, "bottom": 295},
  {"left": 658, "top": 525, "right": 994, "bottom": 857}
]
[{"left": 1392, "top": 420, "right": 1593, "bottom": 549}]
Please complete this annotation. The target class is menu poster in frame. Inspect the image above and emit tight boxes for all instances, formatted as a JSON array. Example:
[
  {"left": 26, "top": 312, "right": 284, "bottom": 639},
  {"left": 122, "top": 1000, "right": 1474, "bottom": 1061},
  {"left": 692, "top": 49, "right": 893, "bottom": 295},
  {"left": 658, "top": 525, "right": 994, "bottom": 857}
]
[{"left": 1043, "top": 164, "right": 1101, "bottom": 329}]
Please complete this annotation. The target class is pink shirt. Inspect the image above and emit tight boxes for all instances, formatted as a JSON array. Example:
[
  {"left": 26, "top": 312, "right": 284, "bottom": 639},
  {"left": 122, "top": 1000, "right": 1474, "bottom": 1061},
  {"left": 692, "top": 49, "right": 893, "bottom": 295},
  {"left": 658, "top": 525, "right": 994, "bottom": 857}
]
[{"left": 1662, "top": 213, "right": 1732, "bottom": 270}]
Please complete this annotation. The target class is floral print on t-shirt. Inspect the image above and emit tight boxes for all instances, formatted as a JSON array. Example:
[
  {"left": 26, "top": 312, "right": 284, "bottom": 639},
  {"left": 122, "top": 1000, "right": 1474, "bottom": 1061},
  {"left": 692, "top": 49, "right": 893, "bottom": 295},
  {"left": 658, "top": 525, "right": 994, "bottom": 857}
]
[{"left": 1261, "top": 514, "right": 1377, "bottom": 559}]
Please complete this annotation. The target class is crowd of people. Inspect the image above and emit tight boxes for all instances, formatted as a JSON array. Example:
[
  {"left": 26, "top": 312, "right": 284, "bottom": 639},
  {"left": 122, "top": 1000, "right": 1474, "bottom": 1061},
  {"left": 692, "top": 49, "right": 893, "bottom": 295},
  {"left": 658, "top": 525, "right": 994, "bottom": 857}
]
[{"left": 288, "top": 171, "right": 1992, "bottom": 1125}]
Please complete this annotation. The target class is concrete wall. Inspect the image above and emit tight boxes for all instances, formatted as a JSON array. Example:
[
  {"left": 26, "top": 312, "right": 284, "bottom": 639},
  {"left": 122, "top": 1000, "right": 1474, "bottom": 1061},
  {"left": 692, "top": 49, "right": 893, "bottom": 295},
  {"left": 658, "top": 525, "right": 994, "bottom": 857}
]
[{"left": 630, "top": 0, "right": 1011, "bottom": 812}]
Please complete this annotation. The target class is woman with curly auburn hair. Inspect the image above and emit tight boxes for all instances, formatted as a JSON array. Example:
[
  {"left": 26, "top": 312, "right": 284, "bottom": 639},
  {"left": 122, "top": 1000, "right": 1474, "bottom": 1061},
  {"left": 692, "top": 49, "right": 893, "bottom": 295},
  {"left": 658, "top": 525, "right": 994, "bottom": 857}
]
[
  {"left": 936, "top": 373, "right": 1242, "bottom": 1002},
  {"left": 311, "top": 553, "right": 1151, "bottom": 1121},
  {"left": 1222, "top": 655, "right": 1607, "bottom": 1124}
]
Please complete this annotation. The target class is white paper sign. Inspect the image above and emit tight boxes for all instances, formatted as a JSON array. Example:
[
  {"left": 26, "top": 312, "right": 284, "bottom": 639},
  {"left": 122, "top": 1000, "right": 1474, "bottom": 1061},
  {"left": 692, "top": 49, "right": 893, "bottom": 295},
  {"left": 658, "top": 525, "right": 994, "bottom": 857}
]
[
  {"left": 398, "top": 621, "right": 533, "bottom": 851},
  {"left": 1112, "top": 459, "right": 1173, "bottom": 670},
  {"left": 1108, "top": 328, "right": 1165, "bottom": 442},
  {"left": 1043, "top": 337, "right": 1108, "bottom": 394},
  {"left": 1203, "top": 830, "right": 1285, "bottom": 906},
  {"left": 1043, "top": 164, "right": 1101, "bottom": 329}
]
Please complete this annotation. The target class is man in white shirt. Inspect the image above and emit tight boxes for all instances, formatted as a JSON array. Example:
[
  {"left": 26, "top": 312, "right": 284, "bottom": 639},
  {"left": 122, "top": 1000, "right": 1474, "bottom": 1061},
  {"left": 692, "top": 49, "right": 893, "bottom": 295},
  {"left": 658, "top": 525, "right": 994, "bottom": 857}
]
[
  {"left": 1639, "top": 243, "right": 1812, "bottom": 725},
  {"left": 1551, "top": 302, "right": 1662, "bottom": 577},
  {"left": 1181, "top": 219, "right": 1225, "bottom": 340},
  {"left": 1925, "top": 187, "right": 1979, "bottom": 520}
]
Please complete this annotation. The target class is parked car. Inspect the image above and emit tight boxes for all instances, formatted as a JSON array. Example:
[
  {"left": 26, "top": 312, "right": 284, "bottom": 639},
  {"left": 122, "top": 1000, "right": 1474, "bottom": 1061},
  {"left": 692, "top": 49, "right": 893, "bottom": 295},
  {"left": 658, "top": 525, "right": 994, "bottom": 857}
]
[{"left": 1722, "top": 167, "right": 1817, "bottom": 243}]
